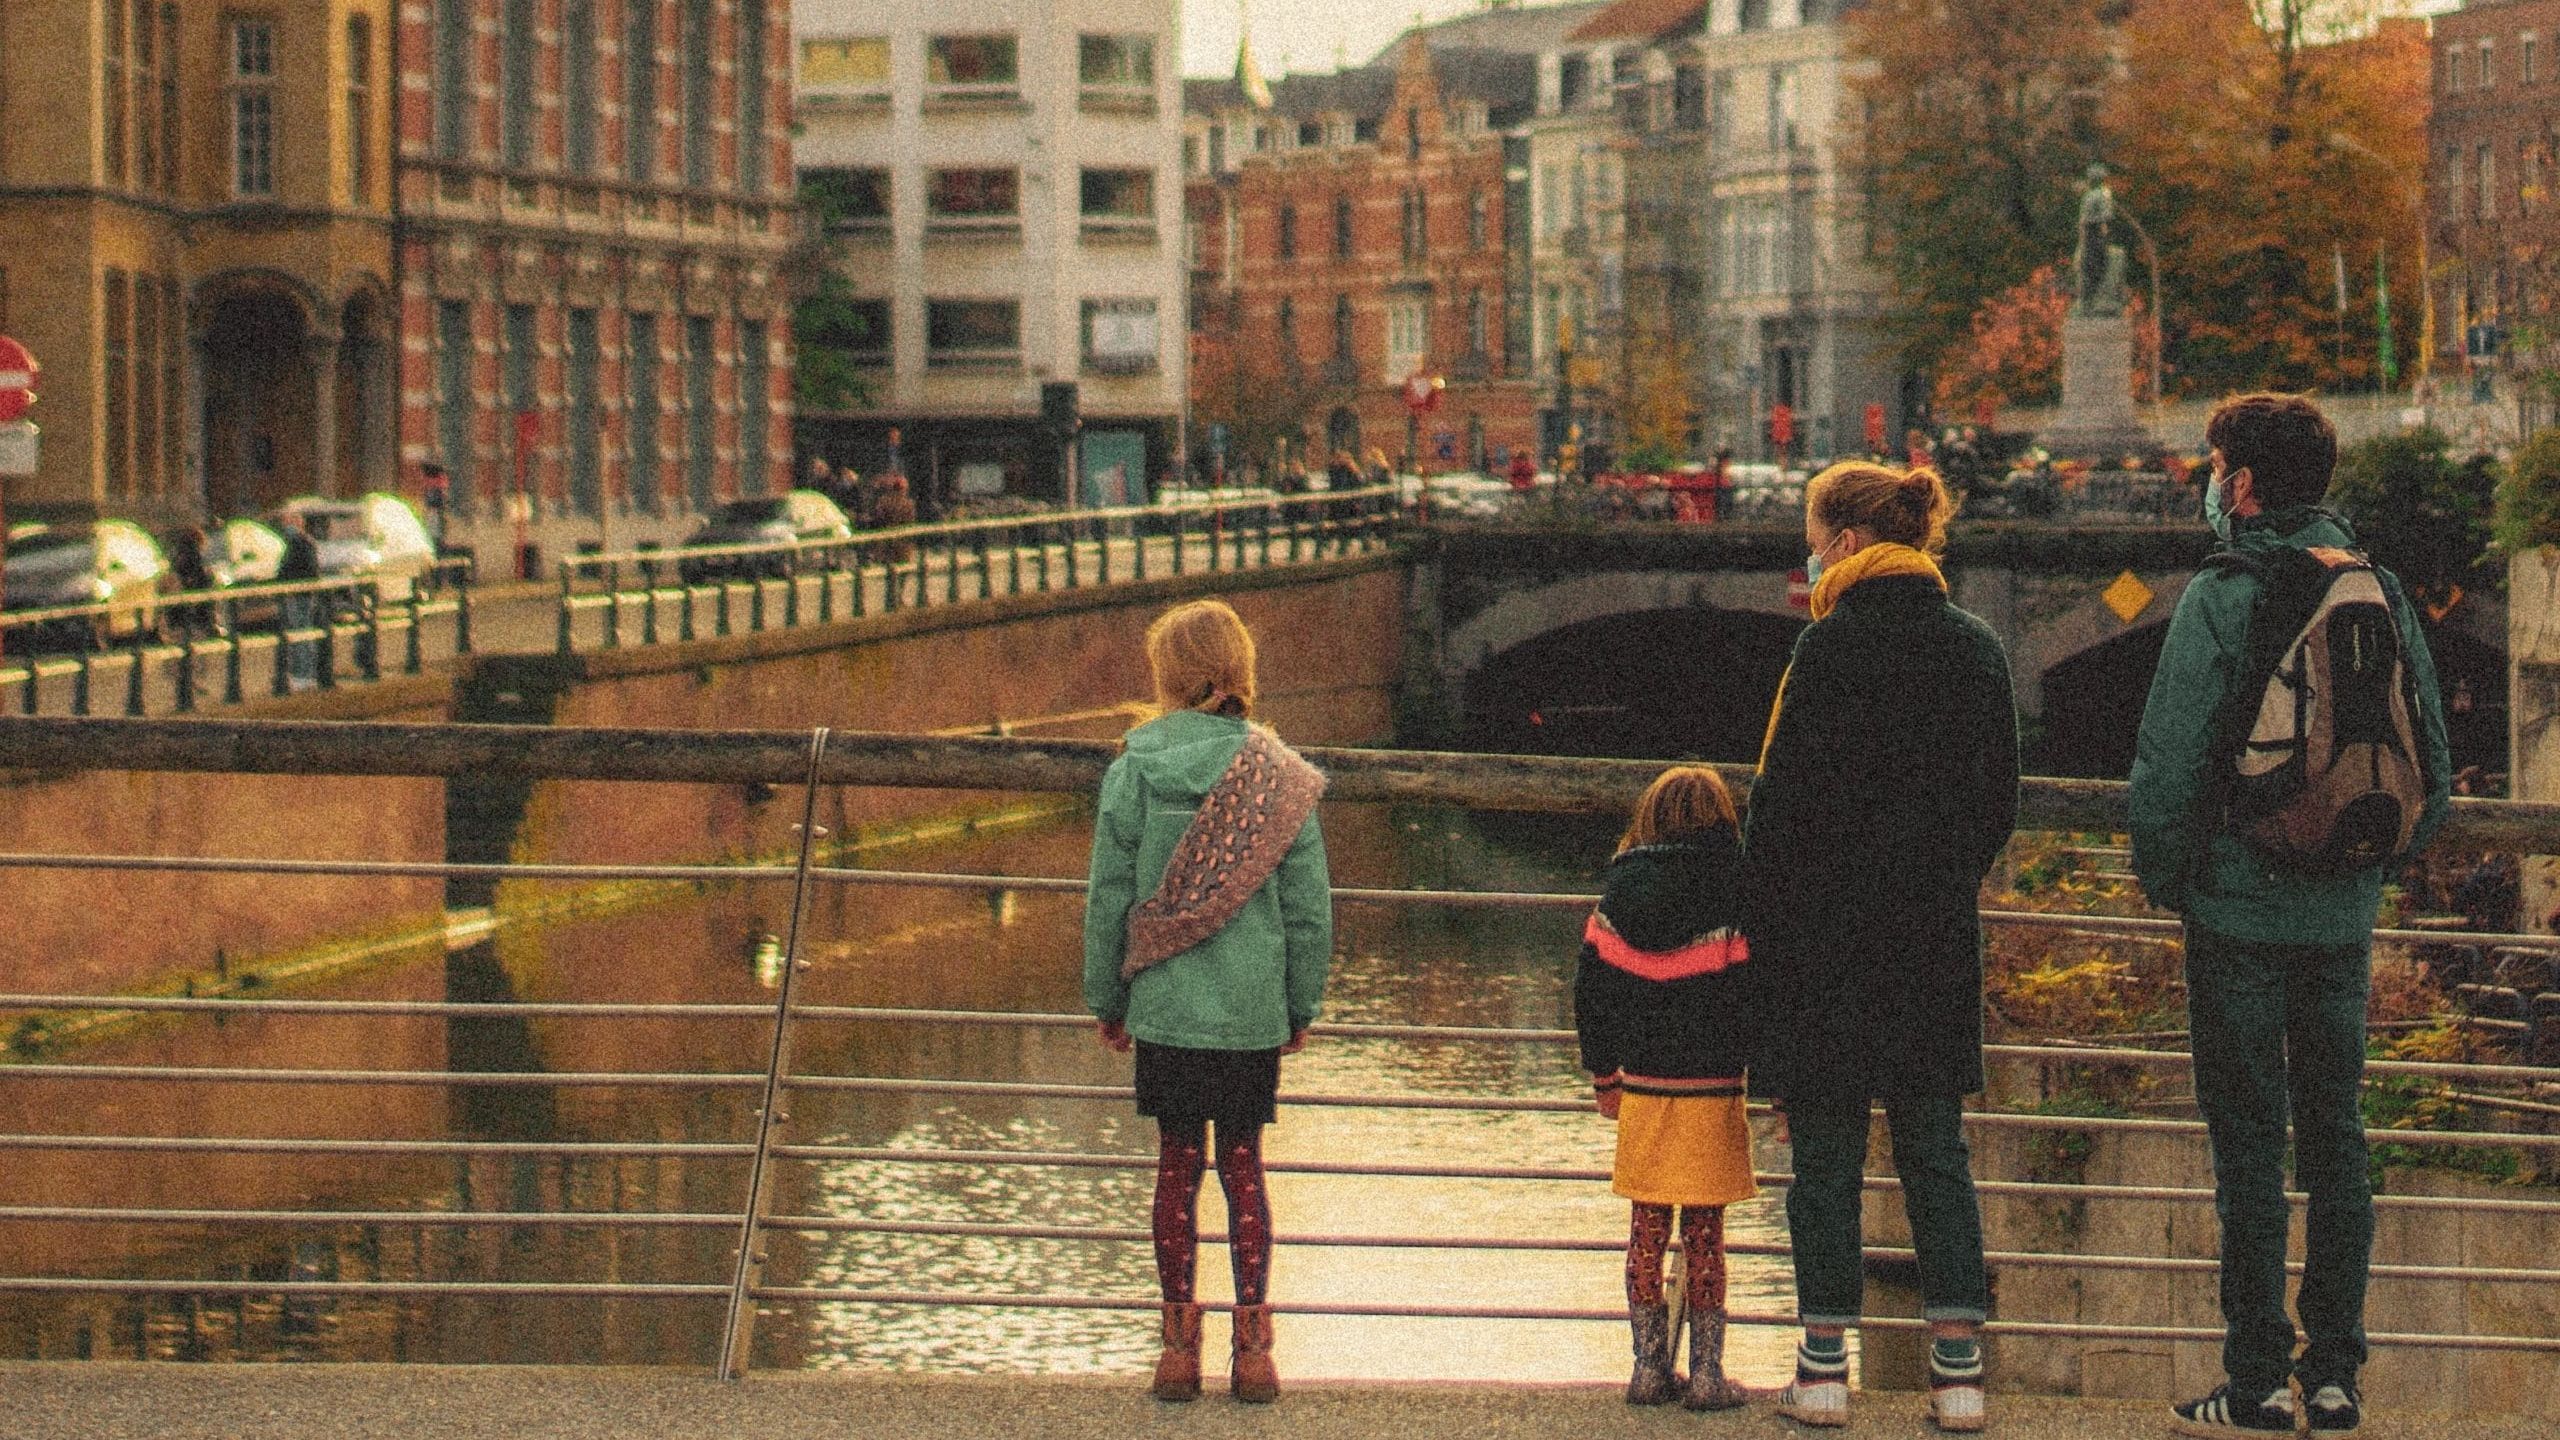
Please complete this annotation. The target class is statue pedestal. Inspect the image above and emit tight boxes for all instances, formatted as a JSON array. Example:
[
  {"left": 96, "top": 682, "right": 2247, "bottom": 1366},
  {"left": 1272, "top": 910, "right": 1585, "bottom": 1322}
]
[{"left": 2036, "top": 314, "right": 2156, "bottom": 462}]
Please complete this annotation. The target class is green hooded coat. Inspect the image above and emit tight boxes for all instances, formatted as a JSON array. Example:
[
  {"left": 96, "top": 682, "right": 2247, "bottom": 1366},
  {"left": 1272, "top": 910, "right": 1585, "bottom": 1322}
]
[
  {"left": 1082, "top": 710, "right": 1333, "bottom": 1049},
  {"left": 2128, "top": 506, "right": 2453, "bottom": 945}
]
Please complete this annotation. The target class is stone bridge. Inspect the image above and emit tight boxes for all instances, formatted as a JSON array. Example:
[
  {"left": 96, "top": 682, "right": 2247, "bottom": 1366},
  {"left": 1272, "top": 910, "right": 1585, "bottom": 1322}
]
[{"left": 1407, "top": 525, "right": 2215, "bottom": 772}]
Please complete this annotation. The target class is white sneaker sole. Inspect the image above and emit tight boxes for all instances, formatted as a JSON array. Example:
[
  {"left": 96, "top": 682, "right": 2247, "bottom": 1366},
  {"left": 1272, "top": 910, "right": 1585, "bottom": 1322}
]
[
  {"left": 1931, "top": 1385, "right": 1987, "bottom": 1433},
  {"left": 1779, "top": 1380, "right": 1849, "bottom": 1428}
]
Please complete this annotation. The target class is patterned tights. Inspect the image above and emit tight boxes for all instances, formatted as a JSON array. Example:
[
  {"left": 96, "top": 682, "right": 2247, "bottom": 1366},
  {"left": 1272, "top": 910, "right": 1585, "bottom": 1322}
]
[
  {"left": 1625, "top": 1203, "right": 1729, "bottom": 1312},
  {"left": 1152, "top": 1120, "right": 1273, "bottom": 1306}
]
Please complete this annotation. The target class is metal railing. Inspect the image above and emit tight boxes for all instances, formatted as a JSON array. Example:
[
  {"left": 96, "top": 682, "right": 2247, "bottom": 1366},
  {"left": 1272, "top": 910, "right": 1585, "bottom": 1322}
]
[
  {"left": 0, "top": 722, "right": 2556, "bottom": 1379},
  {"left": 551, "top": 487, "right": 1399, "bottom": 655},
  {"left": 0, "top": 559, "right": 476, "bottom": 718}
]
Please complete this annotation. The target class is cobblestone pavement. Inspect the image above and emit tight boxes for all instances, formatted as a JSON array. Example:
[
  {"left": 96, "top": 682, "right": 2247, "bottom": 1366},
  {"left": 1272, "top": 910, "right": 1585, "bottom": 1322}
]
[{"left": 1, "top": 1365, "right": 2546, "bottom": 1440}]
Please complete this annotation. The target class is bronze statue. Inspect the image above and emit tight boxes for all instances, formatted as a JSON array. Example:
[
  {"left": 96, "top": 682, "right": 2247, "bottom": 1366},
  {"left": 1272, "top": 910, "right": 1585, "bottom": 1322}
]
[{"left": 2073, "top": 164, "right": 2130, "bottom": 318}]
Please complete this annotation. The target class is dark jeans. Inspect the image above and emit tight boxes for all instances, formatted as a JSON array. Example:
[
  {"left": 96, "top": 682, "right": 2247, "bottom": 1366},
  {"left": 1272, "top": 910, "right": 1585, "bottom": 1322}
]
[
  {"left": 1785, "top": 1093, "right": 1990, "bottom": 1326},
  {"left": 2184, "top": 924, "right": 2373, "bottom": 1393}
]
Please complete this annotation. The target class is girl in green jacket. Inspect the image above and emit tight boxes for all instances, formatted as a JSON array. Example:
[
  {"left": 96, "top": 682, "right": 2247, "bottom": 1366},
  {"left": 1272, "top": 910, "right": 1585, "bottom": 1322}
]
[{"left": 1083, "top": 600, "right": 1333, "bottom": 1405}]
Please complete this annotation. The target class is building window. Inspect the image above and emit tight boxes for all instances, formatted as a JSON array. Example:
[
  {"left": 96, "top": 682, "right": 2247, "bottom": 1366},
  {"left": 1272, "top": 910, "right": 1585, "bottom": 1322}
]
[
  {"left": 104, "top": 270, "right": 131, "bottom": 498},
  {"left": 228, "top": 19, "right": 276, "bottom": 198},
  {"left": 626, "top": 313, "right": 661, "bottom": 514},
  {"left": 1082, "top": 299, "right": 1160, "bottom": 374},
  {"left": 815, "top": 298, "right": 890, "bottom": 366},
  {"left": 685, "top": 315, "right": 716, "bottom": 509},
  {"left": 1401, "top": 191, "right": 1428, "bottom": 263},
  {"left": 1466, "top": 288, "right": 1487, "bottom": 358},
  {"left": 1674, "top": 64, "right": 1705, "bottom": 131},
  {"left": 1767, "top": 66, "right": 1798, "bottom": 150},
  {"left": 344, "top": 16, "right": 373, "bottom": 202},
  {"left": 928, "top": 34, "right": 1018, "bottom": 91},
  {"left": 435, "top": 0, "right": 470, "bottom": 161},
  {"left": 2445, "top": 146, "right": 2464, "bottom": 222},
  {"left": 567, "top": 309, "right": 601, "bottom": 517},
  {"left": 2481, "top": 41, "right": 2497, "bottom": 91},
  {"left": 927, "top": 299, "right": 1022, "bottom": 366},
  {"left": 1080, "top": 168, "right": 1155, "bottom": 223},
  {"left": 1079, "top": 34, "right": 1154, "bottom": 99},
  {"left": 1467, "top": 189, "right": 1488, "bottom": 250},
  {"left": 2528, "top": 36, "right": 2541, "bottom": 86},
  {"left": 504, "top": 304, "right": 538, "bottom": 509},
  {"left": 802, "top": 36, "right": 889, "bottom": 89},
  {"left": 1277, "top": 203, "right": 1298, "bottom": 260},
  {"left": 107, "top": 0, "right": 129, "bottom": 187},
  {"left": 683, "top": 0, "right": 714, "bottom": 187},
  {"left": 1740, "top": 0, "right": 1770, "bottom": 29},
  {"left": 625, "top": 0, "right": 658, "bottom": 181},
  {"left": 740, "top": 318, "right": 770, "bottom": 496},
  {"left": 437, "top": 301, "right": 477, "bottom": 511},
  {"left": 738, "top": 0, "right": 768, "bottom": 196},
  {"left": 1278, "top": 296, "right": 1296, "bottom": 356},
  {"left": 1385, "top": 298, "right": 1426, "bottom": 380},
  {"left": 503, "top": 0, "right": 536, "bottom": 169},
  {"left": 564, "top": 1, "right": 597, "bottom": 174},
  {"left": 929, "top": 168, "right": 1020, "bottom": 220},
  {"left": 1407, "top": 105, "right": 1423, "bottom": 160},
  {"left": 803, "top": 167, "right": 890, "bottom": 230},
  {"left": 1333, "top": 294, "right": 1354, "bottom": 362},
  {"left": 1334, "top": 196, "right": 1356, "bottom": 258},
  {"left": 2480, "top": 142, "right": 2497, "bottom": 219}
]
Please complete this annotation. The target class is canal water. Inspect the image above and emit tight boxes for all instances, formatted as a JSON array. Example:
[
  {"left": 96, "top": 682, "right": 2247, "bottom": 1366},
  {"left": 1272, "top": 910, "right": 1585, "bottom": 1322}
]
[{"left": 0, "top": 801, "right": 1805, "bottom": 1383}]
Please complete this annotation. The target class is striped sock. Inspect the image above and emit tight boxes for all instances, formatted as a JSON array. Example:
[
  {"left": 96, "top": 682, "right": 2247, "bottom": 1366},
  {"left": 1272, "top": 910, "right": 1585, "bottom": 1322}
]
[
  {"left": 1930, "top": 1337, "right": 1983, "bottom": 1383},
  {"left": 1797, "top": 1335, "right": 1848, "bottom": 1380}
]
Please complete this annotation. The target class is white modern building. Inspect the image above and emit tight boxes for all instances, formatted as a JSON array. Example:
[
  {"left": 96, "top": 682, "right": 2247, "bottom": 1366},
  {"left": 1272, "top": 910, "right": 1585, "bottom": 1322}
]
[{"left": 791, "top": 0, "right": 1186, "bottom": 509}]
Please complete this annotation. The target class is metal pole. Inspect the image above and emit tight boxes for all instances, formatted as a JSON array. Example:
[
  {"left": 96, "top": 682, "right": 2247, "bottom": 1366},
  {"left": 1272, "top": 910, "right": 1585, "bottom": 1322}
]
[{"left": 716, "top": 726, "right": 832, "bottom": 1380}]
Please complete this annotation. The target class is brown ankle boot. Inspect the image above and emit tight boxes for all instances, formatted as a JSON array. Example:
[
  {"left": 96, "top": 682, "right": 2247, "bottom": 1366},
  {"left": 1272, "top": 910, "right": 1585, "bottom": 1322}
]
[
  {"left": 1681, "top": 1309, "right": 1748, "bottom": 1411},
  {"left": 1229, "top": 1303, "right": 1279, "bottom": 1403},
  {"left": 1150, "top": 1302, "right": 1202, "bottom": 1401},
  {"left": 1625, "top": 1302, "right": 1677, "bottom": 1405}
]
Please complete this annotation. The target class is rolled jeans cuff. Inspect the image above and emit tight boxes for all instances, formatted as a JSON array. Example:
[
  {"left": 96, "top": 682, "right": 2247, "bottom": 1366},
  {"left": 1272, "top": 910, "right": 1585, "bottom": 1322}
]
[
  {"left": 1798, "top": 1312, "right": 1860, "bottom": 1329},
  {"left": 1923, "top": 1305, "right": 1989, "bottom": 1324}
]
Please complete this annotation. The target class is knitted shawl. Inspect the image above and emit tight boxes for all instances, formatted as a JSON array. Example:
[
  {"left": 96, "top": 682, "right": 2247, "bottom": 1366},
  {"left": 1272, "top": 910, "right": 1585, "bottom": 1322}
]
[{"left": 1120, "top": 726, "right": 1327, "bottom": 980}]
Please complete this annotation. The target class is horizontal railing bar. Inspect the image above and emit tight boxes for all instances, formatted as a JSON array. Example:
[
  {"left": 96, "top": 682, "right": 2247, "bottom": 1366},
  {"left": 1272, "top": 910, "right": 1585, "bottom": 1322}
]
[
  {"left": 0, "top": 1206, "right": 736, "bottom": 1229},
  {"left": 0, "top": 1278, "right": 724, "bottom": 1299},
  {"left": 7, "top": 717, "right": 2552, "bottom": 846},
  {"left": 758, "top": 1217, "right": 2560, "bottom": 1284},
  {"left": 771, "top": 1146, "right": 2560, "bottom": 1214},
  {"left": 9, "top": 846, "right": 2557, "bottom": 959},
  {"left": 735, "top": 1289, "right": 2560, "bottom": 1351},
  {"left": 3, "top": 1064, "right": 766, "bottom": 1089},
  {"left": 0, "top": 987, "right": 2543, "bottom": 1086},
  {"left": 0, "top": 1134, "right": 752, "bottom": 1158}
]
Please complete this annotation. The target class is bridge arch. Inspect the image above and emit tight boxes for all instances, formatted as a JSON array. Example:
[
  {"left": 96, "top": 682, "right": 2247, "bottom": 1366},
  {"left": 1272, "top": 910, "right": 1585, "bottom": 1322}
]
[{"left": 1459, "top": 599, "right": 1805, "bottom": 762}]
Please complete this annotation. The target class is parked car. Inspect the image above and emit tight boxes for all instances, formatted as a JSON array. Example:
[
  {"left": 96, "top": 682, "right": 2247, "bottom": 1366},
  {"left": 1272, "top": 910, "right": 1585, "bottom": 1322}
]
[
  {"left": 677, "top": 491, "right": 853, "bottom": 582},
  {"left": 269, "top": 493, "right": 438, "bottom": 604},
  {"left": 2, "top": 520, "right": 170, "bottom": 650}
]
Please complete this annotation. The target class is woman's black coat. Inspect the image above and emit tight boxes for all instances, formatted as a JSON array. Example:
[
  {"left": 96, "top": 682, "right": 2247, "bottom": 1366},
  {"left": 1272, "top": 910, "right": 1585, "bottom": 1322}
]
[{"left": 1741, "top": 573, "right": 2020, "bottom": 1102}]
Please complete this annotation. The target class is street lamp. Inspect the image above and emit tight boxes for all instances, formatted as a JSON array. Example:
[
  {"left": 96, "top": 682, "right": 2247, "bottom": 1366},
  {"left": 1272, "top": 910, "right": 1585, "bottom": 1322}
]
[{"left": 2117, "top": 206, "right": 2163, "bottom": 411}]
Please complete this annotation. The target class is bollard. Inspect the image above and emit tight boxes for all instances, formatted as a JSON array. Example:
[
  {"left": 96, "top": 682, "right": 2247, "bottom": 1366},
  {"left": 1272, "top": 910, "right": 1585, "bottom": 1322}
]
[
  {"left": 783, "top": 556, "right": 801, "bottom": 629},
  {"left": 1008, "top": 528, "right": 1024, "bottom": 595},
  {"left": 947, "top": 533, "right": 964, "bottom": 603},
  {"left": 1036, "top": 525, "right": 1052, "bottom": 592},
  {"left": 849, "top": 543, "right": 868, "bottom": 617},
  {"left": 173, "top": 630, "right": 196, "bottom": 714},
  {"left": 642, "top": 569, "right": 662, "bottom": 646},
  {"left": 74, "top": 646, "right": 95, "bottom": 715},
  {"left": 1065, "top": 520, "right": 1081, "bottom": 588},
  {"left": 976, "top": 531, "right": 994, "bottom": 599}
]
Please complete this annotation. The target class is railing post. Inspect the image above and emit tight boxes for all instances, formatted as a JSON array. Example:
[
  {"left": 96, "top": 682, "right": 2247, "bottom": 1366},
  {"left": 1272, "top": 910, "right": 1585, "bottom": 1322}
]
[
  {"left": 1171, "top": 507, "right": 1186, "bottom": 576},
  {"left": 717, "top": 579, "right": 734, "bottom": 637},
  {"left": 405, "top": 590, "right": 426, "bottom": 675},
  {"left": 1064, "top": 518, "right": 1081, "bottom": 588},
  {"left": 1097, "top": 517, "right": 1113, "bottom": 586},
  {"left": 223, "top": 599, "right": 244, "bottom": 705},
  {"left": 642, "top": 567, "right": 662, "bottom": 646},
  {"left": 816, "top": 556, "right": 835, "bottom": 626},
  {"left": 850, "top": 543, "right": 869, "bottom": 618},
  {"left": 1008, "top": 528, "right": 1024, "bottom": 595},
  {"left": 717, "top": 726, "right": 832, "bottom": 1381},
  {"left": 1133, "top": 514, "right": 1149, "bottom": 582},
  {"left": 454, "top": 566, "right": 475, "bottom": 655},
  {"left": 123, "top": 632, "right": 148, "bottom": 717},
  {"left": 317, "top": 605, "right": 339, "bottom": 691},
  {"left": 173, "top": 630, "right": 196, "bottom": 714},
  {"left": 361, "top": 583, "right": 384, "bottom": 683},
  {"left": 976, "top": 531, "right": 993, "bottom": 599},
  {"left": 784, "top": 555, "right": 802, "bottom": 630},
  {"left": 750, "top": 573, "right": 769, "bottom": 631},
  {"left": 1036, "top": 525, "right": 1052, "bottom": 592},
  {"left": 73, "top": 646, "right": 94, "bottom": 715},
  {"left": 679, "top": 580, "right": 698, "bottom": 642},
  {"left": 607, "top": 562, "right": 626, "bottom": 649},
  {"left": 556, "top": 563, "right": 576, "bottom": 655},
  {"left": 884, "top": 547, "right": 904, "bottom": 611}
]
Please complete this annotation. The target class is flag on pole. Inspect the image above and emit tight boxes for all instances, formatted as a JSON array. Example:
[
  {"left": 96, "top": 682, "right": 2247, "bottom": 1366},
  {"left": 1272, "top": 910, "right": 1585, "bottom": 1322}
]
[
  {"left": 2335, "top": 244, "right": 2349, "bottom": 320},
  {"left": 2377, "top": 245, "right": 2396, "bottom": 389}
]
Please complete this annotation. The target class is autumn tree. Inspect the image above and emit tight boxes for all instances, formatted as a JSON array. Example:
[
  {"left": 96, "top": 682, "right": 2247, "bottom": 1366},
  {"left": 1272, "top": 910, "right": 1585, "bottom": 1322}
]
[
  {"left": 1847, "top": 0, "right": 2115, "bottom": 371},
  {"left": 1934, "top": 265, "right": 2157, "bottom": 416},
  {"left": 2102, "top": 0, "right": 2428, "bottom": 397}
]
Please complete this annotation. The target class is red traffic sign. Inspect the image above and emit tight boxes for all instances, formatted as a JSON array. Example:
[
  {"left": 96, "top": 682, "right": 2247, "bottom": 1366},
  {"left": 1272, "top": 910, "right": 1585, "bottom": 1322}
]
[
  {"left": 1769, "top": 402, "right": 1795, "bottom": 448},
  {"left": 0, "top": 335, "right": 38, "bottom": 424},
  {"left": 1864, "top": 401, "right": 1888, "bottom": 453},
  {"left": 1786, "top": 567, "right": 1813, "bottom": 612},
  {"left": 1403, "top": 372, "right": 1443, "bottom": 416}
]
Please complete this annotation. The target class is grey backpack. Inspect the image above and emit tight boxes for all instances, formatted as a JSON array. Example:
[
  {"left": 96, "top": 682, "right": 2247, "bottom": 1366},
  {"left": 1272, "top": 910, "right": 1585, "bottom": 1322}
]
[{"left": 2210, "top": 544, "right": 2428, "bottom": 873}]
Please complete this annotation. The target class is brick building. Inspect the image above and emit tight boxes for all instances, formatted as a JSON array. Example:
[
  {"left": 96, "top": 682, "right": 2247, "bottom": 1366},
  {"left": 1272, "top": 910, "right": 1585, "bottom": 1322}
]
[
  {"left": 396, "top": 0, "right": 797, "bottom": 569},
  {"left": 0, "top": 0, "right": 397, "bottom": 526},
  {"left": 1186, "top": 33, "right": 1542, "bottom": 478},
  {"left": 2429, "top": 0, "right": 2560, "bottom": 411}
]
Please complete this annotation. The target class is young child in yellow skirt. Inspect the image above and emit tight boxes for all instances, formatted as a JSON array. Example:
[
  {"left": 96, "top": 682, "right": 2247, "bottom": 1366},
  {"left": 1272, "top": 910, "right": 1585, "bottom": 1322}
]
[{"left": 1574, "top": 765, "right": 1757, "bottom": 1409}]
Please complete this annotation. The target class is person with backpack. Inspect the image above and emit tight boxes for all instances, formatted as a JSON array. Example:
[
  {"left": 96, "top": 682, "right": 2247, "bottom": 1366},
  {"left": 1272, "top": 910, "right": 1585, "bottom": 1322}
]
[{"left": 2129, "top": 393, "right": 2452, "bottom": 1439}]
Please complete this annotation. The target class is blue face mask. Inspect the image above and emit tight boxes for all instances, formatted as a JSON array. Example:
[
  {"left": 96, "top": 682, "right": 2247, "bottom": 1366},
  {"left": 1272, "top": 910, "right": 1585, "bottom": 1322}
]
[
  {"left": 1806, "top": 538, "right": 1833, "bottom": 588},
  {"left": 2203, "top": 472, "right": 2233, "bottom": 542}
]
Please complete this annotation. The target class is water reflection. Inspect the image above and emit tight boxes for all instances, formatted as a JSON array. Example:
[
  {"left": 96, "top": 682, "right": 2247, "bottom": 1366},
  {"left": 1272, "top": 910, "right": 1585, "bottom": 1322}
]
[{"left": 0, "top": 802, "right": 1800, "bottom": 1382}]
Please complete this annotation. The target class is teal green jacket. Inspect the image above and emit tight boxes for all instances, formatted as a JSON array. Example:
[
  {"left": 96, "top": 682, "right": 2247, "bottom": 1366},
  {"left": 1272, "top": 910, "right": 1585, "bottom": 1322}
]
[
  {"left": 1082, "top": 710, "right": 1333, "bottom": 1049},
  {"left": 2128, "top": 507, "right": 2453, "bottom": 945}
]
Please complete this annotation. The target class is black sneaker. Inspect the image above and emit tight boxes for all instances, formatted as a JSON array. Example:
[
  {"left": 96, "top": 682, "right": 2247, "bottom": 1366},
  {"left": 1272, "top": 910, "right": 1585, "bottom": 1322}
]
[
  {"left": 2171, "top": 1383, "right": 2298, "bottom": 1437},
  {"left": 2304, "top": 1382, "right": 2361, "bottom": 1432}
]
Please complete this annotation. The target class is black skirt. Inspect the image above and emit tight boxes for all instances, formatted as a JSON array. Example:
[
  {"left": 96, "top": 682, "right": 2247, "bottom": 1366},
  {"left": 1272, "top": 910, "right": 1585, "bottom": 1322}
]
[{"left": 1133, "top": 1041, "right": 1282, "bottom": 1130}]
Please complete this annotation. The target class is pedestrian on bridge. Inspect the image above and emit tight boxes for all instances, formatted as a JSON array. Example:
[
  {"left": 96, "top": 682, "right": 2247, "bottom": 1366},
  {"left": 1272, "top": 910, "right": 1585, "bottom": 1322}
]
[
  {"left": 1575, "top": 765, "right": 1756, "bottom": 1412},
  {"left": 2131, "top": 393, "right": 2452, "bottom": 1439},
  {"left": 1083, "top": 600, "right": 1333, "bottom": 1406},
  {"left": 1744, "top": 460, "right": 2018, "bottom": 1434}
]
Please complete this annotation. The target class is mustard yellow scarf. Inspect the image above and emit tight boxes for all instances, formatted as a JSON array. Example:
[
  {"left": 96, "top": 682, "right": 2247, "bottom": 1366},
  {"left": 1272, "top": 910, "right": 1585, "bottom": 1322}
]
[{"left": 1756, "top": 543, "right": 1947, "bottom": 770}]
